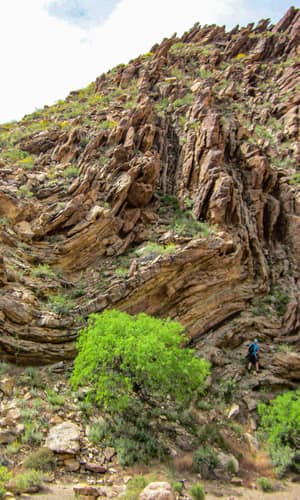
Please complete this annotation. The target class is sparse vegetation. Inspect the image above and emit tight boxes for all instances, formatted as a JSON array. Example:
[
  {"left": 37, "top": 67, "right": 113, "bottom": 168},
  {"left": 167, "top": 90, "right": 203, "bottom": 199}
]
[
  {"left": 252, "top": 286, "right": 289, "bottom": 318},
  {"left": 158, "top": 194, "right": 215, "bottom": 238},
  {"left": 169, "top": 42, "right": 185, "bottom": 54},
  {"left": 62, "top": 165, "right": 80, "bottom": 178},
  {"left": 173, "top": 93, "right": 194, "bottom": 109},
  {"left": 135, "top": 242, "right": 176, "bottom": 258},
  {"left": 31, "top": 264, "right": 56, "bottom": 279},
  {"left": 48, "top": 294, "right": 73, "bottom": 314}
]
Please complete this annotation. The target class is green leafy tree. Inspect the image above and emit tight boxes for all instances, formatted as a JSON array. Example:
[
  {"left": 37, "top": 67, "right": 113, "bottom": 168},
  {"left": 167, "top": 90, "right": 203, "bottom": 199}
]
[
  {"left": 258, "top": 390, "right": 300, "bottom": 474},
  {"left": 71, "top": 310, "right": 210, "bottom": 413}
]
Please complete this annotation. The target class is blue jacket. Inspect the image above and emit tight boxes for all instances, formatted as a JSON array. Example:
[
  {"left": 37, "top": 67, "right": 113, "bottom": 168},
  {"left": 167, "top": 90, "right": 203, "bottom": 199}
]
[{"left": 248, "top": 342, "right": 259, "bottom": 356}]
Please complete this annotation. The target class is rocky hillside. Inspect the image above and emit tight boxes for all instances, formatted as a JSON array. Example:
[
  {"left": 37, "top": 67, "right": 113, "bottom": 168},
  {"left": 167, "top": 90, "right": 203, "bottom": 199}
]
[{"left": 0, "top": 4, "right": 299, "bottom": 394}]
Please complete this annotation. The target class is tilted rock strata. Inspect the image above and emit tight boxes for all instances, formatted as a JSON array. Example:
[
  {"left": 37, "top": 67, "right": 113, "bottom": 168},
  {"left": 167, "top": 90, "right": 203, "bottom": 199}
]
[{"left": 0, "top": 9, "right": 299, "bottom": 375}]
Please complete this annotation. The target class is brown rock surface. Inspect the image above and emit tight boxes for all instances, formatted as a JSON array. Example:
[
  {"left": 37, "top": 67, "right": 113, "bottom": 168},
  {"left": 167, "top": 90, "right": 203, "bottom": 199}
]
[{"left": 0, "top": 8, "right": 298, "bottom": 394}]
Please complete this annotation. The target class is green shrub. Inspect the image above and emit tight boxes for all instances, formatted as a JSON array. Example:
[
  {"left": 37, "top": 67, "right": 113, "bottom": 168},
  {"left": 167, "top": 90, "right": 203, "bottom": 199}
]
[
  {"left": 154, "top": 98, "right": 169, "bottom": 116},
  {"left": 17, "top": 185, "right": 34, "bottom": 198},
  {"left": 17, "top": 156, "right": 35, "bottom": 169},
  {"left": 0, "top": 466, "right": 12, "bottom": 499},
  {"left": 94, "top": 413, "right": 166, "bottom": 466},
  {"left": 31, "top": 264, "right": 56, "bottom": 279},
  {"left": 0, "top": 361, "right": 10, "bottom": 375},
  {"left": 173, "top": 93, "right": 194, "bottom": 109},
  {"left": 114, "top": 420, "right": 165, "bottom": 467},
  {"left": 226, "top": 459, "right": 237, "bottom": 474},
  {"left": 197, "top": 69, "right": 214, "bottom": 79},
  {"left": 227, "top": 421, "right": 243, "bottom": 436},
  {"left": 115, "top": 267, "right": 128, "bottom": 278},
  {"left": 189, "top": 483, "right": 205, "bottom": 500},
  {"left": 48, "top": 294, "right": 73, "bottom": 314},
  {"left": 24, "top": 448, "right": 55, "bottom": 471},
  {"left": 71, "top": 310, "right": 210, "bottom": 413},
  {"left": 20, "top": 367, "right": 44, "bottom": 388},
  {"left": 216, "top": 377, "right": 237, "bottom": 403},
  {"left": 62, "top": 165, "right": 79, "bottom": 178},
  {"left": 172, "top": 481, "right": 184, "bottom": 494},
  {"left": 6, "top": 441, "right": 21, "bottom": 456},
  {"left": 46, "top": 389, "right": 65, "bottom": 407},
  {"left": 11, "top": 470, "right": 42, "bottom": 495},
  {"left": 135, "top": 242, "right": 176, "bottom": 258},
  {"left": 99, "top": 119, "right": 117, "bottom": 129},
  {"left": 87, "top": 420, "right": 108, "bottom": 444},
  {"left": 21, "top": 422, "right": 43, "bottom": 445},
  {"left": 198, "top": 424, "right": 229, "bottom": 450},
  {"left": 169, "top": 42, "right": 185, "bottom": 54},
  {"left": 289, "top": 172, "right": 300, "bottom": 185},
  {"left": 20, "top": 407, "right": 40, "bottom": 420},
  {"left": 257, "top": 477, "right": 275, "bottom": 492},
  {"left": 123, "top": 475, "right": 149, "bottom": 500},
  {"left": 258, "top": 390, "right": 300, "bottom": 475},
  {"left": 193, "top": 447, "right": 219, "bottom": 478}
]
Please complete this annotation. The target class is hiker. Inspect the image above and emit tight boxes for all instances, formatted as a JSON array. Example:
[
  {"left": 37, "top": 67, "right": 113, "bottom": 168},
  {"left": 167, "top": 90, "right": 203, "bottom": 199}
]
[{"left": 246, "top": 338, "right": 260, "bottom": 373}]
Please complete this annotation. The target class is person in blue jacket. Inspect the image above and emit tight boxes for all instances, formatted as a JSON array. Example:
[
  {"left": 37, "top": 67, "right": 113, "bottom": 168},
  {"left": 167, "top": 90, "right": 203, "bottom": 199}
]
[{"left": 246, "top": 338, "right": 260, "bottom": 373}]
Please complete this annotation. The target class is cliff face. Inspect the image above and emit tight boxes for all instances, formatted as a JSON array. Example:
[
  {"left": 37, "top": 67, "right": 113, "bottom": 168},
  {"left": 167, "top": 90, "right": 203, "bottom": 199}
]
[{"left": 0, "top": 8, "right": 299, "bottom": 383}]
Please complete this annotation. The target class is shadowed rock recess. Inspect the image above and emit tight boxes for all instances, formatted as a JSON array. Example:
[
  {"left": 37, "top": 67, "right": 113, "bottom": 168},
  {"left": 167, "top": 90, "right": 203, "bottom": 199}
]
[{"left": 0, "top": 8, "right": 299, "bottom": 382}]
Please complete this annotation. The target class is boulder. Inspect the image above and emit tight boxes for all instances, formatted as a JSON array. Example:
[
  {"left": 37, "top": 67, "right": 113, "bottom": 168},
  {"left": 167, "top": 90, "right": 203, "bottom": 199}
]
[
  {"left": 227, "top": 404, "right": 240, "bottom": 419},
  {"left": 45, "top": 422, "right": 80, "bottom": 454},
  {"left": 139, "top": 482, "right": 175, "bottom": 500},
  {"left": 217, "top": 452, "right": 239, "bottom": 474},
  {"left": 74, "top": 484, "right": 100, "bottom": 498},
  {"left": 0, "top": 377, "right": 15, "bottom": 397}
]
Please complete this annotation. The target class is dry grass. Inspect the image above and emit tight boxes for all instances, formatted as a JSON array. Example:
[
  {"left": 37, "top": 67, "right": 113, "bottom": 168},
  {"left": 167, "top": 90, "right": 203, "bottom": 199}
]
[{"left": 173, "top": 453, "right": 194, "bottom": 473}]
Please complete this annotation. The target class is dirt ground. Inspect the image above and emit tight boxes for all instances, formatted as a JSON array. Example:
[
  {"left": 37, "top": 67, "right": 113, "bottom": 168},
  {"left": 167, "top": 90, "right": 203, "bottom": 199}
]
[
  {"left": 30, "top": 480, "right": 300, "bottom": 499},
  {"left": 205, "top": 481, "right": 300, "bottom": 499}
]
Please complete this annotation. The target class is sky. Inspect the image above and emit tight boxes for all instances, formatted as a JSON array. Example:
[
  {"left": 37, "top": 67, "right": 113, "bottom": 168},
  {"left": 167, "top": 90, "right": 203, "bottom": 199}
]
[{"left": 0, "top": 0, "right": 297, "bottom": 123}]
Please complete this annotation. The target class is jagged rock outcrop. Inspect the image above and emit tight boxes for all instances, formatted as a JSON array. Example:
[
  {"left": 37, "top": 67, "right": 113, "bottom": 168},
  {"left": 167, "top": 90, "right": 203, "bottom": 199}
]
[{"left": 0, "top": 8, "right": 299, "bottom": 385}]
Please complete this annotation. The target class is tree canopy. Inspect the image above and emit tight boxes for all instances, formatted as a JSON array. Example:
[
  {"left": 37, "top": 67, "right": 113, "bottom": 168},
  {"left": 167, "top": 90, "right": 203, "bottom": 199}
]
[{"left": 71, "top": 309, "right": 210, "bottom": 413}]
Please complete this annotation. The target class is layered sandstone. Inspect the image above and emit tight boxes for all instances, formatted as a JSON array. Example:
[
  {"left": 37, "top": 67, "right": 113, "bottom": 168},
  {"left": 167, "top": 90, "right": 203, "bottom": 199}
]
[{"left": 0, "top": 8, "right": 299, "bottom": 387}]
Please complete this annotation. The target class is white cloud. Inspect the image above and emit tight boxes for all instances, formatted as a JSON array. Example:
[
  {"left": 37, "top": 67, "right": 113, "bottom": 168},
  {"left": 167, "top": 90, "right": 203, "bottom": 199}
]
[{"left": 0, "top": 0, "right": 290, "bottom": 123}]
